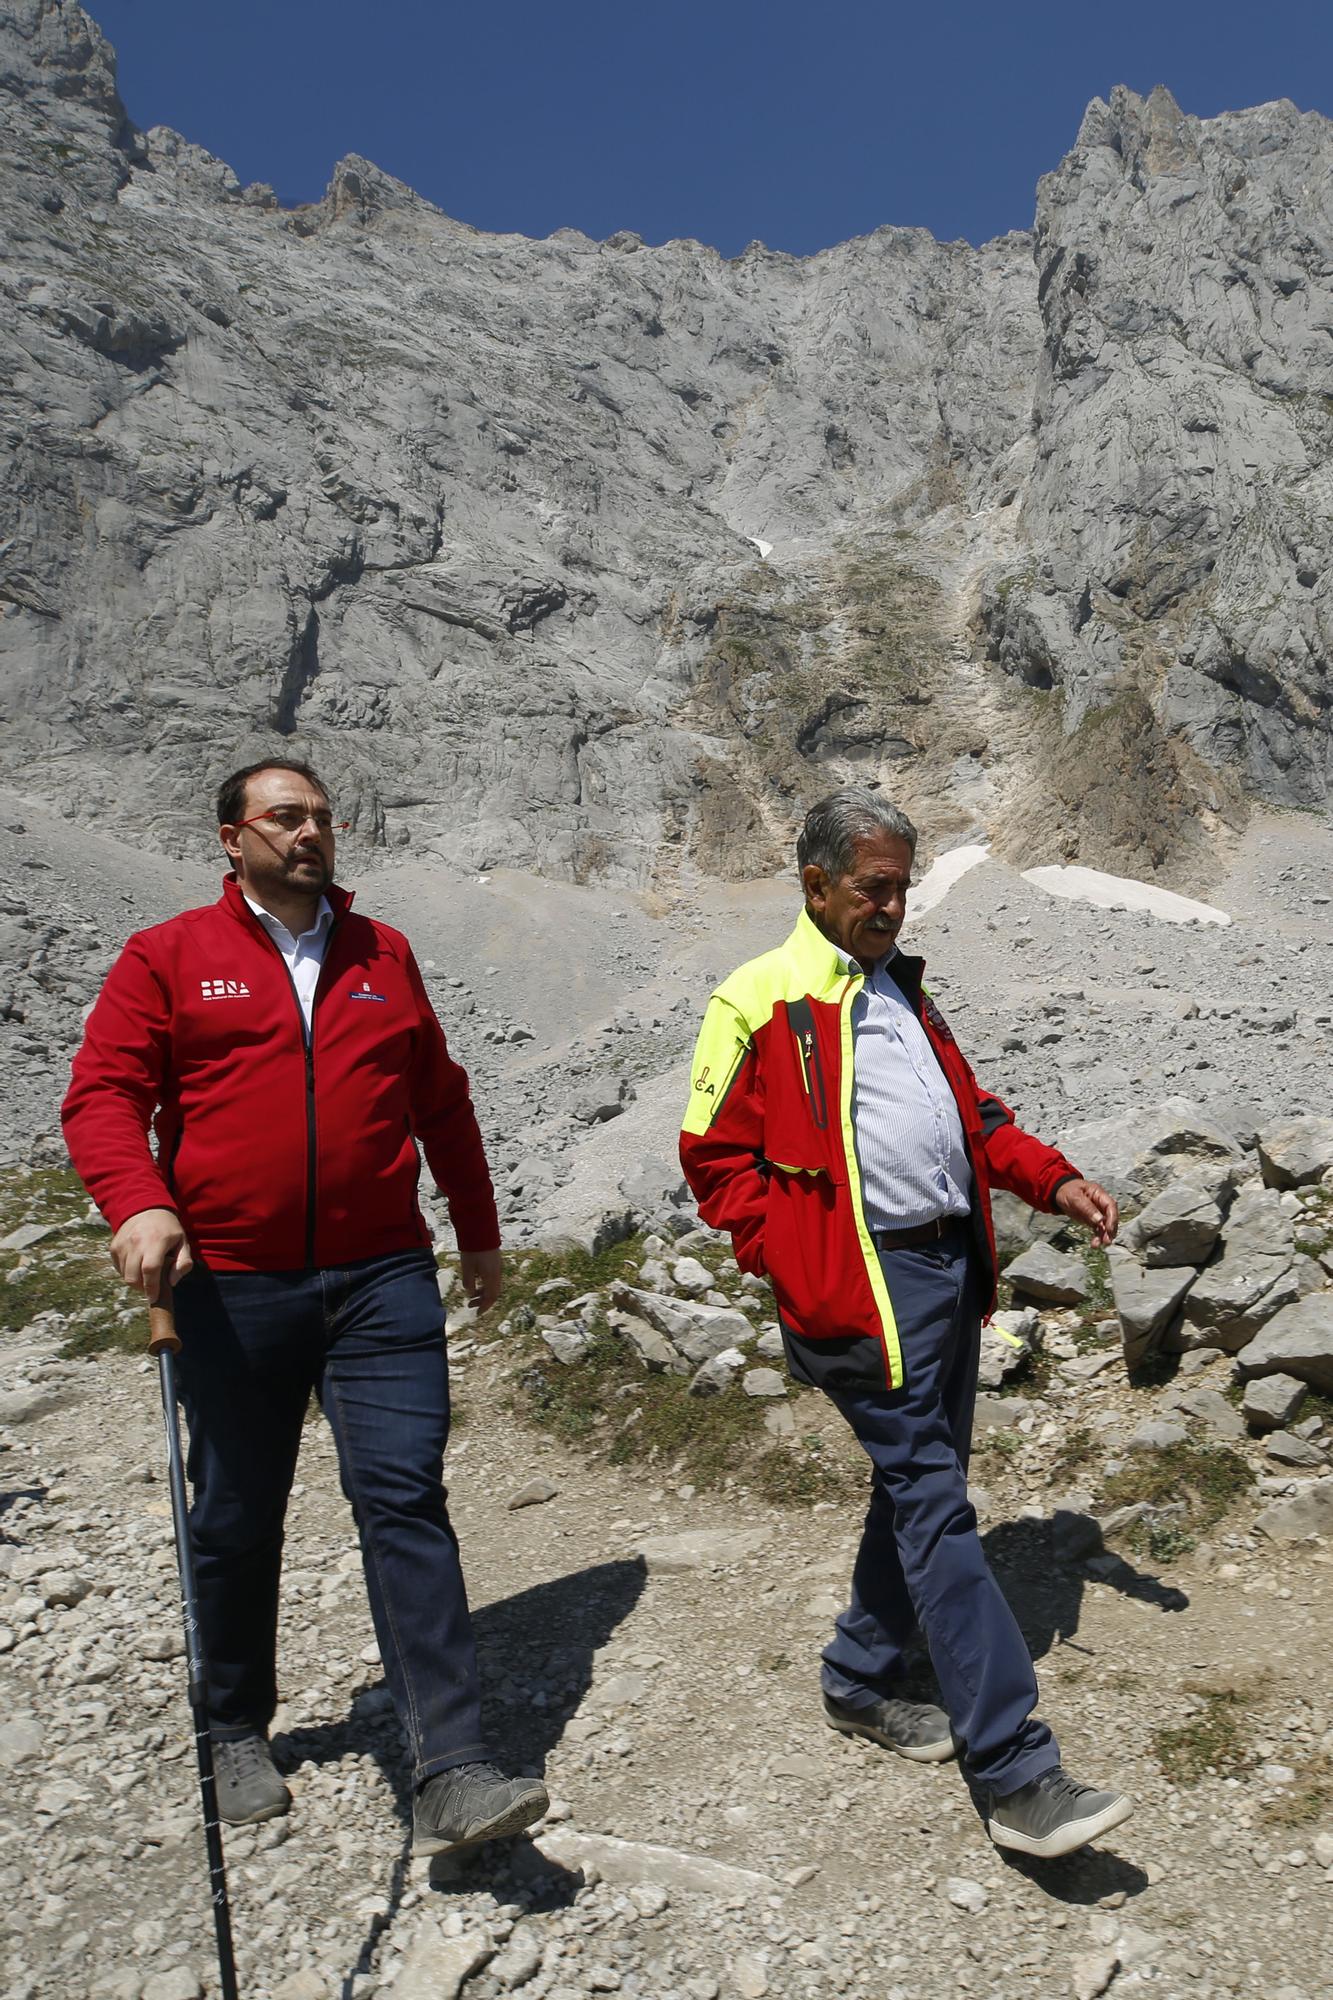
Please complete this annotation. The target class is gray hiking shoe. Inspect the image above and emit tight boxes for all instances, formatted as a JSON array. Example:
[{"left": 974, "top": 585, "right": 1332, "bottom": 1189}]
[
  {"left": 988, "top": 1766, "right": 1132, "bottom": 1859},
  {"left": 823, "top": 1690, "right": 956, "bottom": 1764},
  {"left": 213, "top": 1733, "right": 291, "bottom": 1825},
  {"left": 412, "top": 1761, "right": 549, "bottom": 1856}
]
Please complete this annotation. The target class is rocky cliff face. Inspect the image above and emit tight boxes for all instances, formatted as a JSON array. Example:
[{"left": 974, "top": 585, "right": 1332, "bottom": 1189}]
[{"left": 1, "top": 2, "right": 1329, "bottom": 885}]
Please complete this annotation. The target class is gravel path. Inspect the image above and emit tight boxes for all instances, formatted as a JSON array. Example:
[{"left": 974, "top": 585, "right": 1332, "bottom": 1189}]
[{"left": 2, "top": 1305, "right": 1330, "bottom": 2000}]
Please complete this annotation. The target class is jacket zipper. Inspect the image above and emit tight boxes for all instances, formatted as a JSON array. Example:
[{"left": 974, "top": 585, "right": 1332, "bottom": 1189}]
[
  {"left": 245, "top": 908, "right": 339, "bottom": 1272},
  {"left": 787, "top": 999, "right": 829, "bottom": 1130}
]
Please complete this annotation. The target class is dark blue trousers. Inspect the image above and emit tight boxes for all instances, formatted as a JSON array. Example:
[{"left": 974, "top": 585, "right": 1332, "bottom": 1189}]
[
  {"left": 172, "top": 1248, "right": 486, "bottom": 1786},
  {"left": 820, "top": 1229, "right": 1057, "bottom": 1793}
]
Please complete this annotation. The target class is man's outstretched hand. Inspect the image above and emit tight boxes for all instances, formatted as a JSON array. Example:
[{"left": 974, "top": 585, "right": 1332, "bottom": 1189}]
[
  {"left": 460, "top": 1247, "right": 504, "bottom": 1312},
  {"left": 1053, "top": 1178, "right": 1119, "bottom": 1247},
  {"left": 109, "top": 1207, "right": 193, "bottom": 1297}
]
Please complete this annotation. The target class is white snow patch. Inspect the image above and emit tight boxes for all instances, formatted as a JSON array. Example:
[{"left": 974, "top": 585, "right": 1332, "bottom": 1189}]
[
  {"left": 1021, "top": 865, "right": 1231, "bottom": 927},
  {"left": 908, "top": 844, "right": 990, "bottom": 919},
  {"left": 746, "top": 536, "right": 773, "bottom": 561}
]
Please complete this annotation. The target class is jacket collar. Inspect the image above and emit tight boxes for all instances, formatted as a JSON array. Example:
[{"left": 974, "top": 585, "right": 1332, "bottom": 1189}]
[
  {"left": 220, "top": 873, "right": 355, "bottom": 925},
  {"left": 785, "top": 906, "right": 926, "bottom": 1006}
]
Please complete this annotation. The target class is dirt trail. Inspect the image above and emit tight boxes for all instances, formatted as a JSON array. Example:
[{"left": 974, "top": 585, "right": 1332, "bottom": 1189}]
[{"left": 2, "top": 1311, "right": 1330, "bottom": 2000}]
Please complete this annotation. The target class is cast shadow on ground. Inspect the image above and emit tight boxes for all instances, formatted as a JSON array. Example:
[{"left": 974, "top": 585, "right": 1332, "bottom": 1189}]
[
  {"left": 953, "top": 1514, "right": 1183, "bottom": 1899},
  {"left": 981, "top": 1514, "right": 1189, "bottom": 1664},
  {"left": 268, "top": 1556, "right": 646, "bottom": 1998},
  {"left": 991, "top": 1842, "right": 1151, "bottom": 1903},
  {"left": 0, "top": 1484, "right": 48, "bottom": 1535}
]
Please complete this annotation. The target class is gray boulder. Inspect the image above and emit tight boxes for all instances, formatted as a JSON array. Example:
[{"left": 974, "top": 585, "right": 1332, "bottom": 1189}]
[
  {"left": 1257, "top": 1117, "right": 1333, "bottom": 1190},
  {"left": 1253, "top": 1480, "right": 1333, "bottom": 1543},
  {"left": 742, "top": 1367, "right": 787, "bottom": 1400},
  {"left": 1003, "top": 1243, "right": 1089, "bottom": 1306},
  {"left": 612, "top": 1287, "right": 754, "bottom": 1366},
  {"left": 977, "top": 1306, "right": 1041, "bottom": 1390},
  {"left": 604, "top": 1307, "right": 685, "bottom": 1376},
  {"left": 1181, "top": 1185, "right": 1306, "bottom": 1350},
  {"left": 1127, "top": 1418, "right": 1188, "bottom": 1451},
  {"left": 572, "top": 1078, "right": 635, "bottom": 1126},
  {"left": 539, "top": 1322, "right": 592, "bottom": 1366},
  {"left": 1107, "top": 1249, "right": 1196, "bottom": 1369},
  {"left": 690, "top": 1349, "right": 747, "bottom": 1396},
  {"left": 1056, "top": 1099, "right": 1242, "bottom": 1207},
  {"left": 1237, "top": 1294, "right": 1333, "bottom": 1394},
  {"left": 1264, "top": 1433, "right": 1328, "bottom": 1469},
  {"left": 1121, "top": 1182, "right": 1225, "bottom": 1268},
  {"left": 1169, "top": 1386, "right": 1246, "bottom": 1441},
  {"left": 1242, "top": 1373, "right": 1308, "bottom": 1433},
  {"left": 974, "top": 1393, "right": 1033, "bottom": 1431}
]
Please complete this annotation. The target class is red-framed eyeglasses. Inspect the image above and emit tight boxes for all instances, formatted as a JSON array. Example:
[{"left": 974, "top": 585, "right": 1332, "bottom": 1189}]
[{"left": 233, "top": 806, "right": 350, "bottom": 835}]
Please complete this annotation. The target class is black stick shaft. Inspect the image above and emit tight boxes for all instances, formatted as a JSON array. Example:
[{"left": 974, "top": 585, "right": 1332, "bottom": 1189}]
[{"left": 158, "top": 1345, "right": 241, "bottom": 2000}]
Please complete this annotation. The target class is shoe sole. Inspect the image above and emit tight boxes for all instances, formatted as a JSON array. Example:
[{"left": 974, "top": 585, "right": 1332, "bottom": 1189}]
[
  {"left": 824, "top": 1709, "right": 957, "bottom": 1765},
  {"left": 412, "top": 1783, "right": 549, "bottom": 1858},
  {"left": 988, "top": 1791, "right": 1133, "bottom": 1859}
]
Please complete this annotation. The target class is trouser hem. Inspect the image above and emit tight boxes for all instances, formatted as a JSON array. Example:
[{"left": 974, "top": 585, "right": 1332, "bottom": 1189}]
[
  {"left": 414, "top": 1743, "right": 490, "bottom": 1789},
  {"left": 979, "top": 1746, "right": 1061, "bottom": 1798}
]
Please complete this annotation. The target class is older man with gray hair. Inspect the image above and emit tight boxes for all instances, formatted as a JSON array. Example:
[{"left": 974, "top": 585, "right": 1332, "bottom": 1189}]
[{"left": 680, "top": 787, "right": 1129, "bottom": 1859}]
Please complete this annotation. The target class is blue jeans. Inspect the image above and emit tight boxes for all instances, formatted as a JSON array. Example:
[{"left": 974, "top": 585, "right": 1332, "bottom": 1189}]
[
  {"left": 820, "top": 1228, "right": 1057, "bottom": 1794},
  {"left": 172, "top": 1249, "right": 486, "bottom": 1786}
]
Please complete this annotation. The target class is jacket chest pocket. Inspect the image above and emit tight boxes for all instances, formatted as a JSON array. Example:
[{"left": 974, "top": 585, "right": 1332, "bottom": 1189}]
[
  {"left": 764, "top": 999, "right": 843, "bottom": 1181},
  {"left": 786, "top": 998, "right": 829, "bottom": 1130}
]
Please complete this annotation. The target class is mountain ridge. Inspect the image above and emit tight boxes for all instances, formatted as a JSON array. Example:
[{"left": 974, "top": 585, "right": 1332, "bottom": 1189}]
[{"left": 1, "top": 1, "right": 1330, "bottom": 888}]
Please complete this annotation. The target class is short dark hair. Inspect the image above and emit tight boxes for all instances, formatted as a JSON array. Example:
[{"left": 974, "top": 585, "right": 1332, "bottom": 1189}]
[
  {"left": 796, "top": 788, "right": 918, "bottom": 882},
  {"left": 216, "top": 758, "right": 329, "bottom": 827}
]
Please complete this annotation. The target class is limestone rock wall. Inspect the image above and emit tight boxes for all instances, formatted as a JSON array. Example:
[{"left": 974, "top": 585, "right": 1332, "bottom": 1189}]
[{"left": 2, "top": 4, "right": 1330, "bottom": 884}]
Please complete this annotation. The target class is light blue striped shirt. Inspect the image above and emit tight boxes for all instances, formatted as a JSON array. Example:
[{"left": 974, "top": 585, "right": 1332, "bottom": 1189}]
[{"left": 835, "top": 946, "right": 973, "bottom": 1232}]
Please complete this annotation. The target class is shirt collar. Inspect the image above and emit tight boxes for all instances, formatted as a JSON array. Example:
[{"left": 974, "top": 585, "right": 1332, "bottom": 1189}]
[
  {"left": 243, "top": 893, "right": 333, "bottom": 947},
  {"left": 831, "top": 939, "right": 899, "bottom": 981}
]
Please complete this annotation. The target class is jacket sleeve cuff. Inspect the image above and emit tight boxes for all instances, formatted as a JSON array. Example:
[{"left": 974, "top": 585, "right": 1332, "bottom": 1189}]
[
  {"left": 104, "top": 1185, "right": 179, "bottom": 1236},
  {"left": 1046, "top": 1169, "right": 1084, "bottom": 1210},
  {"left": 446, "top": 1191, "right": 502, "bottom": 1254}
]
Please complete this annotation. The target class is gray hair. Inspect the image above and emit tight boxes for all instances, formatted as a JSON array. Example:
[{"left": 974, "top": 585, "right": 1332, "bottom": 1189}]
[{"left": 796, "top": 788, "right": 918, "bottom": 882}]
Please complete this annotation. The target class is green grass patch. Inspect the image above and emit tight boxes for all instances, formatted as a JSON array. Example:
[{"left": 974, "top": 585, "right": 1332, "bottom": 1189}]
[
  {"left": 1136, "top": 1520, "right": 1197, "bottom": 1564},
  {"left": 1100, "top": 1441, "right": 1253, "bottom": 1533},
  {"left": 1262, "top": 1753, "right": 1333, "bottom": 1828},
  {"left": 1153, "top": 1684, "right": 1254, "bottom": 1785},
  {"left": 1082, "top": 1245, "right": 1113, "bottom": 1310},
  {"left": 0, "top": 1166, "right": 136, "bottom": 1355},
  {"left": 0, "top": 1165, "right": 94, "bottom": 1238},
  {"left": 976, "top": 1426, "right": 1022, "bottom": 1459},
  {"left": 1048, "top": 1424, "right": 1098, "bottom": 1481},
  {"left": 513, "top": 1321, "right": 855, "bottom": 1507},
  {"left": 495, "top": 1234, "right": 858, "bottom": 1507}
]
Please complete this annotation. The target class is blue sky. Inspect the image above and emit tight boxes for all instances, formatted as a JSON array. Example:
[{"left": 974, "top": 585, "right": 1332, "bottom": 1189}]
[{"left": 90, "top": 0, "right": 1333, "bottom": 256}]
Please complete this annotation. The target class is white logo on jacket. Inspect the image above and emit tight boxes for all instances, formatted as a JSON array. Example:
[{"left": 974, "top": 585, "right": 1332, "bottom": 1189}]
[{"left": 200, "top": 978, "right": 251, "bottom": 1001}]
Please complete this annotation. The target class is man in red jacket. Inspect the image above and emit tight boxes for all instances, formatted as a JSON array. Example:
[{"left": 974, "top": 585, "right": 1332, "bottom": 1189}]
[
  {"left": 63, "top": 758, "right": 547, "bottom": 1853},
  {"left": 680, "top": 787, "right": 1131, "bottom": 1860}
]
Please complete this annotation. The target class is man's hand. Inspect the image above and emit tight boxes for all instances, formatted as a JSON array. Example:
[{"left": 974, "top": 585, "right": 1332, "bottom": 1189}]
[
  {"left": 1053, "top": 1178, "right": 1118, "bottom": 1247},
  {"left": 109, "top": 1207, "right": 193, "bottom": 1298},
  {"left": 460, "top": 1247, "right": 503, "bottom": 1313}
]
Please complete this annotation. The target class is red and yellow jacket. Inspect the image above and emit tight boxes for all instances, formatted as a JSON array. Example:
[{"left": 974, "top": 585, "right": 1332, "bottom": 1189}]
[
  {"left": 62, "top": 876, "right": 499, "bottom": 1273},
  {"left": 679, "top": 910, "right": 1081, "bottom": 1390}
]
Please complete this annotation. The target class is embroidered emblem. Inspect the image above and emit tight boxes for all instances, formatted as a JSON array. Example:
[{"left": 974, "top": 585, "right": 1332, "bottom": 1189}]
[
  {"left": 922, "top": 996, "right": 954, "bottom": 1042},
  {"left": 200, "top": 978, "right": 251, "bottom": 1001},
  {"left": 349, "top": 979, "right": 387, "bottom": 1003},
  {"left": 693, "top": 1064, "right": 716, "bottom": 1096}
]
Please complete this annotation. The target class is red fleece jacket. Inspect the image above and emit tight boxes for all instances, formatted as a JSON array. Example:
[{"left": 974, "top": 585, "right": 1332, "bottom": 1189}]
[{"left": 62, "top": 877, "right": 499, "bottom": 1272}]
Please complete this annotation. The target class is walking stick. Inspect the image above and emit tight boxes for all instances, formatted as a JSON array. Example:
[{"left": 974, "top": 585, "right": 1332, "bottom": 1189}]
[{"left": 148, "top": 1288, "right": 241, "bottom": 2000}]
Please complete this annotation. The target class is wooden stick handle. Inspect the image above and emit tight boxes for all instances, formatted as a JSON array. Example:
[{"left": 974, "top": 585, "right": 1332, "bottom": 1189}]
[{"left": 148, "top": 1289, "right": 180, "bottom": 1356}]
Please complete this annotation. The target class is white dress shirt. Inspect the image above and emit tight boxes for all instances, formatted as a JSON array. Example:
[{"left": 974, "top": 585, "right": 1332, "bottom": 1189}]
[
  {"left": 244, "top": 894, "right": 333, "bottom": 1035},
  {"left": 834, "top": 944, "right": 973, "bottom": 1232}
]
